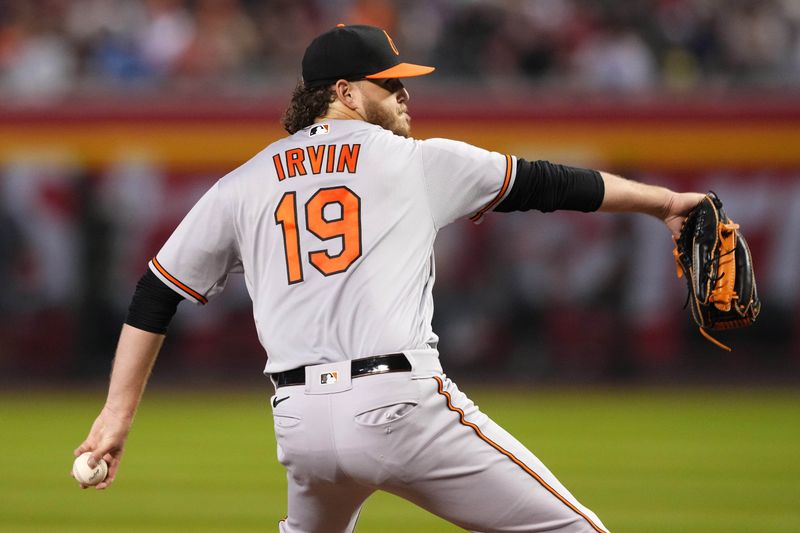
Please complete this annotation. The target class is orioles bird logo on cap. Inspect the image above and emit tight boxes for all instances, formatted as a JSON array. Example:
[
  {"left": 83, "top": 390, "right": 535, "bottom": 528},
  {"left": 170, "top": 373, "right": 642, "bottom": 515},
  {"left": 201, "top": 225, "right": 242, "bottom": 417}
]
[{"left": 383, "top": 30, "right": 399, "bottom": 55}]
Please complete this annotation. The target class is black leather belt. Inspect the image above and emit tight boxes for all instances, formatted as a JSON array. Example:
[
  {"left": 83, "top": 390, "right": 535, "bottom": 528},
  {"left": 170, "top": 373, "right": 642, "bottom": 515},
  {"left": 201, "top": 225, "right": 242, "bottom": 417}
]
[{"left": 272, "top": 353, "right": 411, "bottom": 388}]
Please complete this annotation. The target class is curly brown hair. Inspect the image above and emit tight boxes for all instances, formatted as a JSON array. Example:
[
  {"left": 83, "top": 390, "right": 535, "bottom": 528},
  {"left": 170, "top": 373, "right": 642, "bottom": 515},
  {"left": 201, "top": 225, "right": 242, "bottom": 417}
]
[{"left": 281, "top": 81, "right": 337, "bottom": 134}]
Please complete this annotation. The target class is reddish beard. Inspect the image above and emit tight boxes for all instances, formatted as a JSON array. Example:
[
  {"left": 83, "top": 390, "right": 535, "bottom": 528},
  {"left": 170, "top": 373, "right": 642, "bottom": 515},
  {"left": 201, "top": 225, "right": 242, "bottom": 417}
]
[{"left": 363, "top": 99, "right": 410, "bottom": 137}]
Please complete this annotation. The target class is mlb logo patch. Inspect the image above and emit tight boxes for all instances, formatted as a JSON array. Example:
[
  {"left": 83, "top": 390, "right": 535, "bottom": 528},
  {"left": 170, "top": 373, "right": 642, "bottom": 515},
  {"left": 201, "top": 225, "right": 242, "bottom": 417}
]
[
  {"left": 309, "top": 124, "right": 330, "bottom": 137},
  {"left": 320, "top": 371, "right": 339, "bottom": 384}
]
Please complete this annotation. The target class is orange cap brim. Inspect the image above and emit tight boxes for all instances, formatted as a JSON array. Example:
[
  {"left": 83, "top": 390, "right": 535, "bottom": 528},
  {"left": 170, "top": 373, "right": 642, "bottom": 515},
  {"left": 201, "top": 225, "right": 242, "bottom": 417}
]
[{"left": 365, "top": 63, "right": 435, "bottom": 80}]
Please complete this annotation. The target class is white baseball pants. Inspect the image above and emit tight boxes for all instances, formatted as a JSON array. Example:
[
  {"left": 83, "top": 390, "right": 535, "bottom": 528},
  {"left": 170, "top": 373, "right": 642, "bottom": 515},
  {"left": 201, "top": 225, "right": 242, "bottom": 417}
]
[{"left": 272, "top": 357, "right": 608, "bottom": 533}]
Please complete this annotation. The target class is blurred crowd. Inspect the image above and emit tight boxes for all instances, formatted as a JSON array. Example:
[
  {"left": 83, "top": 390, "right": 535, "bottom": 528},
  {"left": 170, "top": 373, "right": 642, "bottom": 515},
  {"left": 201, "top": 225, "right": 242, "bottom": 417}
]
[{"left": 2, "top": 0, "right": 800, "bottom": 101}]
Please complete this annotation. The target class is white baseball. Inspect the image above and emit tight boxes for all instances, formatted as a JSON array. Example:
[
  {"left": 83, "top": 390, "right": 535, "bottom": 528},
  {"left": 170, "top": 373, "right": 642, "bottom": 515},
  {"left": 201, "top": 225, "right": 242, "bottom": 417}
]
[{"left": 72, "top": 452, "right": 108, "bottom": 486}]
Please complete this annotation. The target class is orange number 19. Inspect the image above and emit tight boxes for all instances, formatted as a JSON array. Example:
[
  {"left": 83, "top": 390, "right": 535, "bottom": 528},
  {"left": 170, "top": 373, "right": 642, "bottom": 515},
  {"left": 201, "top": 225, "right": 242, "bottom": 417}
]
[{"left": 274, "top": 186, "right": 362, "bottom": 285}]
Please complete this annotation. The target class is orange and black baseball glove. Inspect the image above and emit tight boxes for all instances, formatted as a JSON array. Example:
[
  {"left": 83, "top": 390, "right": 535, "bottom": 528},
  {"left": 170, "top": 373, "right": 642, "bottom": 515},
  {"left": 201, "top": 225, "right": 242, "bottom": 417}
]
[{"left": 673, "top": 192, "right": 761, "bottom": 351}]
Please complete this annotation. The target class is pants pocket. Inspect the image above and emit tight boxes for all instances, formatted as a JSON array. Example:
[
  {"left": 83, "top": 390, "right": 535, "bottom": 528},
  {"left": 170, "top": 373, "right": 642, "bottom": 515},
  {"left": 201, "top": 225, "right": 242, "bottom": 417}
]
[
  {"left": 274, "top": 414, "right": 302, "bottom": 429},
  {"left": 272, "top": 414, "right": 302, "bottom": 468},
  {"left": 354, "top": 401, "right": 419, "bottom": 426}
]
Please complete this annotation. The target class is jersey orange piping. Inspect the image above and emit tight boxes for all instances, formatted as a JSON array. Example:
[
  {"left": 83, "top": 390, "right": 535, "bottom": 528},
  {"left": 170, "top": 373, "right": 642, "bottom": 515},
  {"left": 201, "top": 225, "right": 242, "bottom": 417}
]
[
  {"left": 470, "top": 154, "right": 513, "bottom": 222},
  {"left": 433, "top": 376, "right": 607, "bottom": 533},
  {"left": 151, "top": 256, "right": 208, "bottom": 304}
]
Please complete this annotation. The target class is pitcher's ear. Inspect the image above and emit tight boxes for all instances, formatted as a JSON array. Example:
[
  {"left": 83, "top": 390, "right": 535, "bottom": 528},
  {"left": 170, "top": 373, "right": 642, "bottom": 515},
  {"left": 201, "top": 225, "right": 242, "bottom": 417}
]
[{"left": 334, "top": 79, "right": 359, "bottom": 110}]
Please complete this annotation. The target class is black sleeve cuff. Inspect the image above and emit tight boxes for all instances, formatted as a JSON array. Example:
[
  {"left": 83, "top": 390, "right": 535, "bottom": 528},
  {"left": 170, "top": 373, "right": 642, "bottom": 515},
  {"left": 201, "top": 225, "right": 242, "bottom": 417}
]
[
  {"left": 125, "top": 269, "right": 185, "bottom": 334},
  {"left": 495, "top": 158, "right": 604, "bottom": 213}
]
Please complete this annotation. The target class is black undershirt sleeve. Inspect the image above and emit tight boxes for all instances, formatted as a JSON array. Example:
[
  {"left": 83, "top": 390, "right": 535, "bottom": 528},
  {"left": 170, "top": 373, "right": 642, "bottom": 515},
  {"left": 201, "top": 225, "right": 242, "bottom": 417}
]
[
  {"left": 494, "top": 158, "right": 605, "bottom": 213},
  {"left": 125, "top": 269, "right": 185, "bottom": 334}
]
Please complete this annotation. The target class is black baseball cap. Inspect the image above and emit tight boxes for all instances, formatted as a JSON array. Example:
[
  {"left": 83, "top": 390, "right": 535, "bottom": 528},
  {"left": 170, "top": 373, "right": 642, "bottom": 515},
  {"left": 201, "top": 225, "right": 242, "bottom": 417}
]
[{"left": 302, "top": 24, "right": 435, "bottom": 87}]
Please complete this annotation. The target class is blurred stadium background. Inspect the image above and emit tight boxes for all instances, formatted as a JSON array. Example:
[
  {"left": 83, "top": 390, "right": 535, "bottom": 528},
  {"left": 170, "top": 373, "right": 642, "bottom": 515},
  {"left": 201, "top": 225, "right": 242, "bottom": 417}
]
[{"left": 1, "top": 0, "right": 799, "bottom": 531}]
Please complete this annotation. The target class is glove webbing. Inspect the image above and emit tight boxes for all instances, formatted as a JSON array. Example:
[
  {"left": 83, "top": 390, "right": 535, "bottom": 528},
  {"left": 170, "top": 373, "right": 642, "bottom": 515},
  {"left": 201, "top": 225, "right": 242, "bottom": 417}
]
[
  {"left": 710, "top": 221, "right": 739, "bottom": 312},
  {"left": 673, "top": 223, "right": 738, "bottom": 353}
]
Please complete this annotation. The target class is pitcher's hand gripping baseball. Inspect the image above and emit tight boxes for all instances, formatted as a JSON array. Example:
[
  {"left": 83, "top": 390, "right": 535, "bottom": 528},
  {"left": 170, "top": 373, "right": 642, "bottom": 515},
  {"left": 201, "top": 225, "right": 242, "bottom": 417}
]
[{"left": 73, "top": 405, "right": 131, "bottom": 490}]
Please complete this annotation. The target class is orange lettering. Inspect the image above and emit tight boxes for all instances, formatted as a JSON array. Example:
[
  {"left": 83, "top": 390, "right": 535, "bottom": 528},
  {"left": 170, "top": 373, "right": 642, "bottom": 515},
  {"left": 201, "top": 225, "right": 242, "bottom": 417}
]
[
  {"left": 326, "top": 145, "right": 336, "bottom": 173},
  {"left": 307, "top": 145, "right": 325, "bottom": 175},
  {"left": 337, "top": 144, "right": 360, "bottom": 173},
  {"left": 286, "top": 148, "right": 307, "bottom": 178},
  {"left": 273, "top": 153, "right": 286, "bottom": 181}
]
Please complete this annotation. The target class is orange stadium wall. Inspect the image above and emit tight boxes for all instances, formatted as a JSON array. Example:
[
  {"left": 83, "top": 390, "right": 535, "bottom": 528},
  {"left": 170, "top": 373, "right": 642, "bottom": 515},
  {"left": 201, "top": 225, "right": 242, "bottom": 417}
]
[{"left": 1, "top": 98, "right": 798, "bottom": 382}]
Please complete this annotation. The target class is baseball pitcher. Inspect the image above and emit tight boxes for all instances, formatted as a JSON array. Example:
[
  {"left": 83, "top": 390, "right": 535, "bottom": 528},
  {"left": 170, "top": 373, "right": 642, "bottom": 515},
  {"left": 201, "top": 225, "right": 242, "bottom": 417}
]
[{"left": 74, "top": 24, "right": 704, "bottom": 532}]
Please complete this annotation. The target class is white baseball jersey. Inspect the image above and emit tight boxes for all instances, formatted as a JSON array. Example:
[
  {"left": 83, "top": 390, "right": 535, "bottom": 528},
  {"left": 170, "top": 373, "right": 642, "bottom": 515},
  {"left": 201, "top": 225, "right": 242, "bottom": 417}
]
[
  {"left": 147, "top": 118, "right": 610, "bottom": 533},
  {"left": 150, "top": 119, "right": 516, "bottom": 373}
]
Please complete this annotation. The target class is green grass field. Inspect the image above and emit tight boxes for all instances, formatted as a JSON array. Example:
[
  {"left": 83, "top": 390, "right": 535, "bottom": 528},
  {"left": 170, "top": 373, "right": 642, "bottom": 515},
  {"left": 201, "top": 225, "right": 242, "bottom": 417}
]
[{"left": 1, "top": 386, "right": 798, "bottom": 532}]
